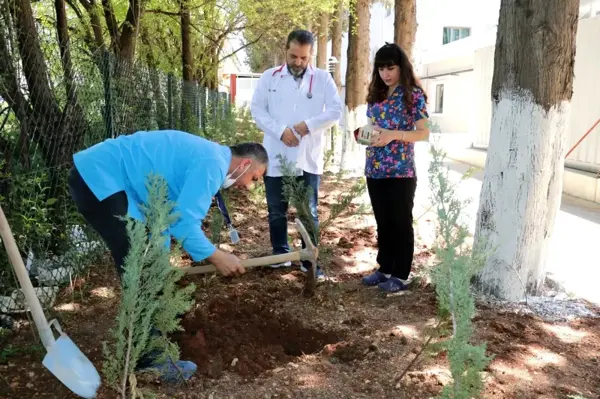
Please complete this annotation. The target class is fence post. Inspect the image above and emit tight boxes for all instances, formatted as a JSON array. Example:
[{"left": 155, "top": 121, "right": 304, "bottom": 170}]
[
  {"left": 200, "top": 86, "right": 207, "bottom": 134},
  {"left": 102, "top": 51, "right": 114, "bottom": 139},
  {"left": 167, "top": 73, "right": 174, "bottom": 129}
]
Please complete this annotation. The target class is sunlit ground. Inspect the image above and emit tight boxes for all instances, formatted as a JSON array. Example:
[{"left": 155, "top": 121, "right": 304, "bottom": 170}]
[{"left": 411, "top": 142, "right": 600, "bottom": 306}]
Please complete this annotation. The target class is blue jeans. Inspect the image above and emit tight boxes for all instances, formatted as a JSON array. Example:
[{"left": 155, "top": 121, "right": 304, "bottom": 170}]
[{"left": 264, "top": 172, "right": 320, "bottom": 269}]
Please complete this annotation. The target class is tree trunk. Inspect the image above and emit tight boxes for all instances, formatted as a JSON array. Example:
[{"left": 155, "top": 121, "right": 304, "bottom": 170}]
[
  {"left": 117, "top": 0, "right": 144, "bottom": 62},
  {"left": 180, "top": 0, "right": 196, "bottom": 130},
  {"left": 140, "top": 29, "right": 168, "bottom": 129},
  {"left": 316, "top": 12, "right": 329, "bottom": 69},
  {"left": 180, "top": 0, "right": 193, "bottom": 83},
  {"left": 344, "top": 0, "right": 370, "bottom": 114},
  {"left": 78, "top": 0, "right": 106, "bottom": 55},
  {"left": 342, "top": 0, "right": 370, "bottom": 167},
  {"left": 394, "top": 0, "right": 417, "bottom": 60},
  {"left": 101, "top": 0, "right": 119, "bottom": 53},
  {"left": 473, "top": 0, "right": 579, "bottom": 302},
  {"left": 2, "top": 0, "right": 89, "bottom": 254},
  {"left": 331, "top": 0, "right": 343, "bottom": 91},
  {"left": 10, "top": 0, "right": 70, "bottom": 168},
  {"left": 306, "top": 20, "right": 313, "bottom": 33},
  {"left": 54, "top": 0, "right": 87, "bottom": 162}
]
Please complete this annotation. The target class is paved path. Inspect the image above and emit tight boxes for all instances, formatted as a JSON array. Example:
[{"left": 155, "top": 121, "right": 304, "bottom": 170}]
[{"left": 333, "top": 140, "right": 600, "bottom": 306}]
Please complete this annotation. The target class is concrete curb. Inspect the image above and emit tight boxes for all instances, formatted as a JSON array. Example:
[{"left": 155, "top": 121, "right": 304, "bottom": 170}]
[{"left": 445, "top": 147, "right": 600, "bottom": 204}]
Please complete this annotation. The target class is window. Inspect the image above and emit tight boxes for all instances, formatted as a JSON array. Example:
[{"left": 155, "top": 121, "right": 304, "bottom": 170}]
[
  {"left": 443, "top": 27, "right": 471, "bottom": 44},
  {"left": 435, "top": 84, "right": 444, "bottom": 114}
]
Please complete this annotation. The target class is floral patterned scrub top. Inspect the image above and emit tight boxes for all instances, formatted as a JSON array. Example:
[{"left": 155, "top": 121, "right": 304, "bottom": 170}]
[{"left": 365, "top": 86, "right": 429, "bottom": 179}]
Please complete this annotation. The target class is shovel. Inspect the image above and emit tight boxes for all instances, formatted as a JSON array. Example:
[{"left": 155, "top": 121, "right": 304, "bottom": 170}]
[{"left": 0, "top": 204, "right": 101, "bottom": 398}]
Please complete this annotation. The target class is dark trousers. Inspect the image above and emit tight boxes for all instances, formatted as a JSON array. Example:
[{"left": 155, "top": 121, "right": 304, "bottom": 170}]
[
  {"left": 264, "top": 172, "right": 320, "bottom": 269},
  {"left": 68, "top": 167, "right": 171, "bottom": 368},
  {"left": 367, "top": 177, "right": 416, "bottom": 280},
  {"left": 68, "top": 166, "right": 129, "bottom": 278}
]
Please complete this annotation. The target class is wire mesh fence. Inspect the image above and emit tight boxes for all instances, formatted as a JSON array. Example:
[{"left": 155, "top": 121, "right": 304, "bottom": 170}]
[{"left": 0, "top": 6, "right": 234, "bottom": 333}]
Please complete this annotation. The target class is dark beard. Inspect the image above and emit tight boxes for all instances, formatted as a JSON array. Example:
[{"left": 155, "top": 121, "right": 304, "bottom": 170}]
[{"left": 287, "top": 64, "right": 306, "bottom": 79}]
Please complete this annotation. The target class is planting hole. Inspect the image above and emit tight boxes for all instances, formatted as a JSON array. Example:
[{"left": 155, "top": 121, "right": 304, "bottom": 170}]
[{"left": 173, "top": 294, "right": 342, "bottom": 378}]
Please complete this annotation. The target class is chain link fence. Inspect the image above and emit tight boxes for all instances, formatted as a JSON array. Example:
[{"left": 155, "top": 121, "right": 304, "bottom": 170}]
[{"left": 0, "top": 6, "right": 234, "bottom": 334}]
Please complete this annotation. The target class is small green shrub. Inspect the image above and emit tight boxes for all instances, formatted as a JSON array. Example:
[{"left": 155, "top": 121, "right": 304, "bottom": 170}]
[{"left": 102, "top": 174, "right": 195, "bottom": 397}]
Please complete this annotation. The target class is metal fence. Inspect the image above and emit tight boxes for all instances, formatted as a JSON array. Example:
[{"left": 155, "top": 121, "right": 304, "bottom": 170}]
[{"left": 0, "top": 43, "right": 232, "bottom": 331}]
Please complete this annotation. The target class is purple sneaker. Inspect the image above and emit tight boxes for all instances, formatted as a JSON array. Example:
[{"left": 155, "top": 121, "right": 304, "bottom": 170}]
[
  {"left": 378, "top": 277, "right": 407, "bottom": 293},
  {"left": 362, "top": 271, "right": 389, "bottom": 286}
]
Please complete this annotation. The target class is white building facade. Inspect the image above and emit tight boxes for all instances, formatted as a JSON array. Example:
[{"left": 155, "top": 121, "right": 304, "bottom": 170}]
[{"left": 417, "top": 0, "right": 600, "bottom": 175}]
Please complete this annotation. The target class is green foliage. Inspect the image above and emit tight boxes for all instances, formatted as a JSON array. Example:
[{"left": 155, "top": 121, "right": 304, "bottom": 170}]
[
  {"left": 0, "top": 342, "right": 44, "bottom": 364},
  {"left": 427, "top": 143, "right": 493, "bottom": 398},
  {"left": 102, "top": 174, "right": 195, "bottom": 396},
  {"left": 278, "top": 155, "right": 319, "bottom": 246},
  {"left": 243, "top": 0, "right": 341, "bottom": 72},
  {"left": 277, "top": 154, "right": 367, "bottom": 264}
]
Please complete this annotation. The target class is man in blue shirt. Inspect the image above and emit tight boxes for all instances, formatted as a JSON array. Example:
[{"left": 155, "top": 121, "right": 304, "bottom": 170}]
[
  {"left": 69, "top": 130, "right": 267, "bottom": 277},
  {"left": 67, "top": 130, "right": 268, "bottom": 381}
]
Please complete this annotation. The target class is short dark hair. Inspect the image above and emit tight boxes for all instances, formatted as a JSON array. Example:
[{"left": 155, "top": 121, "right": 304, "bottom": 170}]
[
  {"left": 229, "top": 142, "right": 268, "bottom": 165},
  {"left": 286, "top": 29, "right": 314, "bottom": 49}
]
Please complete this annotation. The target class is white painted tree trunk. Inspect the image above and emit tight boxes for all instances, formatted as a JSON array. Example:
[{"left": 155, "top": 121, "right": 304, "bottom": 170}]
[
  {"left": 474, "top": 88, "right": 570, "bottom": 302},
  {"left": 340, "top": 105, "right": 367, "bottom": 170}
]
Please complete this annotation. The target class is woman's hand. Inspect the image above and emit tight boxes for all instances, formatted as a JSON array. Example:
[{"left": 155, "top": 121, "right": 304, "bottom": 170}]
[{"left": 370, "top": 128, "right": 395, "bottom": 147}]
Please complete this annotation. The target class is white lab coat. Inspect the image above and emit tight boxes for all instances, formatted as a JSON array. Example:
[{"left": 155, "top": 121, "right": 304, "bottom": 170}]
[{"left": 250, "top": 64, "right": 343, "bottom": 177}]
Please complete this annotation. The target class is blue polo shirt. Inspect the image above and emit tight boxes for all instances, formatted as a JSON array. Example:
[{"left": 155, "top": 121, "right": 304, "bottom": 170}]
[{"left": 73, "top": 130, "right": 231, "bottom": 261}]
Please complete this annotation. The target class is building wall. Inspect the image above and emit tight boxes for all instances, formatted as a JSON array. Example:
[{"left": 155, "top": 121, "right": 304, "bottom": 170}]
[
  {"left": 568, "top": 16, "right": 600, "bottom": 166},
  {"left": 468, "top": 16, "right": 600, "bottom": 168},
  {"left": 472, "top": 45, "right": 495, "bottom": 147}
]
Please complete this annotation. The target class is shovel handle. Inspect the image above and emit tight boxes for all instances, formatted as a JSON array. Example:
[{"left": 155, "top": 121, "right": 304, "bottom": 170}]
[
  {"left": 183, "top": 251, "right": 302, "bottom": 275},
  {"left": 0, "top": 204, "right": 55, "bottom": 350}
]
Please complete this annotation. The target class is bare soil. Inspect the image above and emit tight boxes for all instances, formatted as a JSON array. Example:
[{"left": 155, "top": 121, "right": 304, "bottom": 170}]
[{"left": 1, "top": 174, "right": 599, "bottom": 399}]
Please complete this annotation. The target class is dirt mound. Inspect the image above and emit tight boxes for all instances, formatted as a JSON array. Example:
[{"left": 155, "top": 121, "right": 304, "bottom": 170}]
[{"left": 173, "top": 294, "right": 342, "bottom": 378}]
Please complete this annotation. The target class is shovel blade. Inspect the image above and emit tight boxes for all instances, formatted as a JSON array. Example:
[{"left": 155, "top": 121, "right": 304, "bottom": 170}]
[{"left": 42, "top": 334, "right": 101, "bottom": 398}]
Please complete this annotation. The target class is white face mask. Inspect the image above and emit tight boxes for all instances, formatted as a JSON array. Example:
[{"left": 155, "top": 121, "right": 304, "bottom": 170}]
[{"left": 222, "top": 163, "right": 251, "bottom": 189}]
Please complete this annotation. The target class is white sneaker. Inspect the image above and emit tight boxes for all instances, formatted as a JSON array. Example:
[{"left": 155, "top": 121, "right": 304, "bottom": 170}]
[{"left": 270, "top": 261, "right": 292, "bottom": 268}]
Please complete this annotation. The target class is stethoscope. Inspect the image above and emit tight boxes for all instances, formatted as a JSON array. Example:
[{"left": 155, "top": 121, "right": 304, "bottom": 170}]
[{"left": 269, "top": 64, "right": 314, "bottom": 99}]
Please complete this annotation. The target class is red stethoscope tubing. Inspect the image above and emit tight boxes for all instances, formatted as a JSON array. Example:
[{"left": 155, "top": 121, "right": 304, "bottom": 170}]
[{"left": 271, "top": 65, "right": 313, "bottom": 99}]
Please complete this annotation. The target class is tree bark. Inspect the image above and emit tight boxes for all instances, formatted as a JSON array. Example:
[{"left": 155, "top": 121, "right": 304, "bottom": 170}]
[
  {"left": 345, "top": 0, "right": 370, "bottom": 112},
  {"left": 78, "top": 0, "right": 106, "bottom": 54},
  {"left": 342, "top": 0, "right": 370, "bottom": 167},
  {"left": 394, "top": 0, "right": 417, "bottom": 60},
  {"left": 54, "top": 0, "right": 88, "bottom": 161},
  {"left": 331, "top": 0, "right": 343, "bottom": 91},
  {"left": 10, "top": 0, "right": 67, "bottom": 167},
  {"left": 117, "top": 0, "right": 144, "bottom": 62},
  {"left": 180, "top": 0, "right": 193, "bottom": 82},
  {"left": 140, "top": 29, "right": 168, "bottom": 129},
  {"left": 55, "top": 0, "right": 76, "bottom": 101},
  {"left": 473, "top": 0, "right": 580, "bottom": 301},
  {"left": 180, "top": 0, "right": 196, "bottom": 130},
  {"left": 316, "top": 12, "right": 329, "bottom": 69},
  {"left": 101, "top": 0, "right": 119, "bottom": 53}
]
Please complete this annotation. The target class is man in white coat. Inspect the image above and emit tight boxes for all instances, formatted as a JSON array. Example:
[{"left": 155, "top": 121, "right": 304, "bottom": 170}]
[{"left": 250, "top": 29, "right": 342, "bottom": 278}]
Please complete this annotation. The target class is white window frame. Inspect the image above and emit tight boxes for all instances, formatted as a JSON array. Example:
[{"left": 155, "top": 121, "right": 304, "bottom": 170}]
[
  {"left": 442, "top": 27, "right": 471, "bottom": 45},
  {"left": 434, "top": 83, "right": 445, "bottom": 115}
]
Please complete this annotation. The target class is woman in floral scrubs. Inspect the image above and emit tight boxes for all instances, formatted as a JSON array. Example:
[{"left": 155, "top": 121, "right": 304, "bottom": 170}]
[{"left": 360, "top": 43, "right": 430, "bottom": 292}]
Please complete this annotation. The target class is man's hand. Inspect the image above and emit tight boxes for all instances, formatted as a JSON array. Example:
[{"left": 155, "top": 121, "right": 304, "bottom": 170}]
[
  {"left": 208, "top": 249, "right": 245, "bottom": 277},
  {"left": 293, "top": 121, "right": 309, "bottom": 137},
  {"left": 281, "top": 128, "right": 300, "bottom": 147}
]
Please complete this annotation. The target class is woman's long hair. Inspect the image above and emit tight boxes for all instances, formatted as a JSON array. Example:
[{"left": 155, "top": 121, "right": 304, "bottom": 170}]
[{"left": 366, "top": 43, "right": 427, "bottom": 114}]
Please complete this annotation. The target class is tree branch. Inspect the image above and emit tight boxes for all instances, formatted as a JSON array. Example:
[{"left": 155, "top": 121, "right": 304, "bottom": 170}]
[
  {"left": 65, "top": 0, "right": 84, "bottom": 19},
  {"left": 101, "top": 0, "right": 119, "bottom": 52},
  {"left": 219, "top": 34, "right": 264, "bottom": 63},
  {"left": 146, "top": 8, "right": 180, "bottom": 16},
  {"left": 77, "top": 0, "right": 106, "bottom": 53}
]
